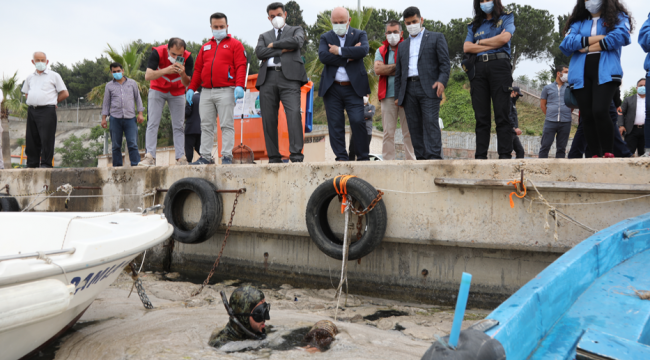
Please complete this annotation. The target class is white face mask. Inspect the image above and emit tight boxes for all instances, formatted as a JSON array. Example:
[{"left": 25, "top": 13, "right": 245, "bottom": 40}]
[
  {"left": 271, "top": 16, "right": 285, "bottom": 29},
  {"left": 386, "top": 34, "right": 400, "bottom": 46},
  {"left": 332, "top": 23, "right": 348, "bottom": 36},
  {"left": 168, "top": 56, "right": 177, "bottom": 64},
  {"left": 560, "top": 73, "right": 568, "bottom": 83},
  {"left": 34, "top": 62, "right": 47, "bottom": 71},
  {"left": 363, "top": 96, "right": 369, "bottom": 104},
  {"left": 584, "top": 0, "right": 602, "bottom": 14},
  {"left": 406, "top": 22, "right": 421, "bottom": 36}
]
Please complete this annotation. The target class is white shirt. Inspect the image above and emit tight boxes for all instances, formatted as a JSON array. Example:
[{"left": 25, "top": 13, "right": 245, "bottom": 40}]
[
  {"left": 267, "top": 25, "right": 286, "bottom": 68},
  {"left": 635, "top": 95, "right": 646, "bottom": 125},
  {"left": 588, "top": 17, "right": 601, "bottom": 55},
  {"left": 408, "top": 28, "right": 425, "bottom": 77},
  {"left": 334, "top": 33, "right": 350, "bottom": 82},
  {"left": 22, "top": 69, "right": 67, "bottom": 106}
]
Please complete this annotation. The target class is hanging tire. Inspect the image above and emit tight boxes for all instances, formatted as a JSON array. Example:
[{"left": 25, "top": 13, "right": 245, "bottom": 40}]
[
  {"left": 163, "top": 178, "right": 223, "bottom": 244},
  {"left": 306, "top": 177, "right": 387, "bottom": 260},
  {"left": 0, "top": 194, "right": 20, "bottom": 212}
]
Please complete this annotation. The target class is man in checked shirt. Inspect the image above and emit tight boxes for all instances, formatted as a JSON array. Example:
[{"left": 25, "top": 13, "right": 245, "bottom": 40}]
[{"left": 101, "top": 62, "right": 145, "bottom": 167}]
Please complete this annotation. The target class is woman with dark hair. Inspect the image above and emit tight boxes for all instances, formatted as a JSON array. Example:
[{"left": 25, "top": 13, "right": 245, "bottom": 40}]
[
  {"left": 560, "top": 0, "right": 633, "bottom": 158},
  {"left": 463, "top": 0, "right": 515, "bottom": 160}
]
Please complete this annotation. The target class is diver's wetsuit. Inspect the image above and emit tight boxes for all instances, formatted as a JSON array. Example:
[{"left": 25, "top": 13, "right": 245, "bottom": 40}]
[{"left": 209, "top": 286, "right": 266, "bottom": 348}]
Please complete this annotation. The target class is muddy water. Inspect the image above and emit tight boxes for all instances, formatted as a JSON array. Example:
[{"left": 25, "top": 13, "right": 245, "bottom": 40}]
[{"left": 44, "top": 272, "right": 488, "bottom": 360}]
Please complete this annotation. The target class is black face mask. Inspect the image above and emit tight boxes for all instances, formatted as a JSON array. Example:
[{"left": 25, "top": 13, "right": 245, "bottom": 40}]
[{"left": 236, "top": 302, "right": 271, "bottom": 323}]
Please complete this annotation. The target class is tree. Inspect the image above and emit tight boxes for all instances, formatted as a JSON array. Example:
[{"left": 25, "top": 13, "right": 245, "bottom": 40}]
[
  {"left": 306, "top": 8, "right": 381, "bottom": 92},
  {"left": 55, "top": 133, "right": 103, "bottom": 167},
  {"left": 535, "top": 69, "right": 554, "bottom": 88},
  {"left": 365, "top": 8, "right": 402, "bottom": 43},
  {"left": 440, "top": 18, "right": 474, "bottom": 66},
  {"left": 505, "top": 4, "right": 555, "bottom": 73},
  {"left": 52, "top": 57, "right": 111, "bottom": 105},
  {"left": 1, "top": 72, "right": 19, "bottom": 167},
  {"left": 548, "top": 14, "right": 572, "bottom": 74},
  {"left": 515, "top": 74, "right": 530, "bottom": 85}
]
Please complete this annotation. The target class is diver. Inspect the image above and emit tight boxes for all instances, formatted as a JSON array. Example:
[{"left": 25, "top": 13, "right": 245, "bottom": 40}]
[{"left": 209, "top": 286, "right": 271, "bottom": 348}]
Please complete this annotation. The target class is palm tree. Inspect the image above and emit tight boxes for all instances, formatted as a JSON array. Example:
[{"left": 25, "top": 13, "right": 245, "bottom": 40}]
[
  {"left": 87, "top": 43, "right": 149, "bottom": 105},
  {"left": 1, "top": 71, "right": 20, "bottom": 167},
  {"left": 306, "top": 8, "right": 381, "bottom": 92}
]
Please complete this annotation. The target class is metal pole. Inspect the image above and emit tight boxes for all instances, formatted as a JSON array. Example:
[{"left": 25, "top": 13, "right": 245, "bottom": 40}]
[
  {"left": 77, "top": 98, "right": 79, "bottom": 124},
  {"left": 357, "top": 0, "right": 360, "bottom": 13}
]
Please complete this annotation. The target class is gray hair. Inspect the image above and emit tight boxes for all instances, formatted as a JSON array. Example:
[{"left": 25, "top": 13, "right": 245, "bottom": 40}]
[
  {"left": 33, "top": 51, "right": 47, "bottom": 59},
  {"left": 385, "top": 20, "right": 402, "bottom": 31}
]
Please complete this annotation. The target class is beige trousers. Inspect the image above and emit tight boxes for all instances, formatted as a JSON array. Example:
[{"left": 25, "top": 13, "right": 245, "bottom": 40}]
[{"left": 381, "top": 97, "right": 415, "bottom": 160}]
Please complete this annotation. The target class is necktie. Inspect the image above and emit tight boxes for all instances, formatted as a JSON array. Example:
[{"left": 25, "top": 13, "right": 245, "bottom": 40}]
[{"left": 274, "top": 29, "right": 282, "bottom": 65}]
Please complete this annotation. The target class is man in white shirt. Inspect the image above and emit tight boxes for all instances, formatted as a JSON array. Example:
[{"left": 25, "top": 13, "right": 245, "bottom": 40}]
[
  {"left": 21, "top": 51, "right": 69, "bottom": 168},
  {"left": 618, "top": 78, "right": 646, "bottom": 156}
]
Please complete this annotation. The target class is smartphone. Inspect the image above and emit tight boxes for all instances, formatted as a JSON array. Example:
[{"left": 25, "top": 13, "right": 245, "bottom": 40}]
[{"left": 176, "top": 56, "right": 185, "bottom": 65}]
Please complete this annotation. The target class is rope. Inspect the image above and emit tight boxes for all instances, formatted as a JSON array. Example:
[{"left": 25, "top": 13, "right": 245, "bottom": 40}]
[
  {"left": 36, "top": 251, "right": 70, "bottom": 283},
  {"left": 537, "top": 194, "right": 650, "bottom": 207},
  {"left": 334, "top": 202, "right": 351, "bottom": 321},
  {"left": 506, "top": 180, "right": 527, "bottom": 208},
  {"left": 333, "top": 175, "right": 357, "bottom": 214}
]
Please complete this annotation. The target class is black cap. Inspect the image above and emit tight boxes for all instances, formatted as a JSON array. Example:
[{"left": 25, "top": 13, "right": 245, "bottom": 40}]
[{"left": 512, "top": 87, "right": 523, "bottom": 97}]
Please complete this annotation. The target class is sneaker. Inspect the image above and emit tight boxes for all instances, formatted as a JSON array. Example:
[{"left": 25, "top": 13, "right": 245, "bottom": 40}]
[
  {"left": 221, "top": 156, "right": 233, "bottom": 165},
  {"left": 138, "top": 153, "right": 156, "bottom": 166},
  {"left": 190, "top": 157, "right": 214, "bottom": 165},
  {"left": 176, "top": 158, "right": 189, "bottom": 165},
  {"left": 603, "top": 153, "right": 615, "bottom": 158}
]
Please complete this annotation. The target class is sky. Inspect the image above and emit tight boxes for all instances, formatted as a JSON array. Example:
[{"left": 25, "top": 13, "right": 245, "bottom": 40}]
[{"left": 1, "top": 0, "right": 648, "bottom": 97}]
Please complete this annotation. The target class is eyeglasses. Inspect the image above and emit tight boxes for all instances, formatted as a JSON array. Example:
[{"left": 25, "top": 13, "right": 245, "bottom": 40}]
[{"left": 236, "top": 302, "right": 271, "bottom": 323}]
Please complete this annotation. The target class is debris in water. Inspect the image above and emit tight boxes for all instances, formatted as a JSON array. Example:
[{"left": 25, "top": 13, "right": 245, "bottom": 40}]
[
  {"left": 303, "top": 320, "right": 338, "bottom": 352},
  {"left": 363, "top": 310, "right": 409, "bottom": 321}
]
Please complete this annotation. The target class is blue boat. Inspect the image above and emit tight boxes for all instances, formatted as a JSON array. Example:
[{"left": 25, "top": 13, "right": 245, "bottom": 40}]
[{"left": 485, "top": 212, "right": 650, "bottom": 359}]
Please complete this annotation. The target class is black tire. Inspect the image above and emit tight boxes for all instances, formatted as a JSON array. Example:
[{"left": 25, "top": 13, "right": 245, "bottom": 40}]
[
  {"left": 0, "top": 194, "right": 20, "bottom": 212},
  {"left": 163, "top": 178, "right": 223, "bottom": 244},
  {"left": 306, "top": 177, "right": 387, "bottom": 260}
]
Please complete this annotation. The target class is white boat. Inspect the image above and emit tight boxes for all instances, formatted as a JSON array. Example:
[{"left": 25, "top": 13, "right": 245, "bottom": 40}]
[{"left": 0, "top": 206, "right": 173, "bottom": 360}]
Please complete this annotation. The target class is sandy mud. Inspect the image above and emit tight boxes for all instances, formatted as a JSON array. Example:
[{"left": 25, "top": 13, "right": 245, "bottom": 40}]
[{"left": 51, "top": 272, "right": 488, "bottom": 360}]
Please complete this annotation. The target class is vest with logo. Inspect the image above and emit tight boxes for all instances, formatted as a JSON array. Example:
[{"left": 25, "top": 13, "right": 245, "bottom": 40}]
[
  {"left": 150, "top": 45, "right": 191, "bottom": 96},
  {"left": 377, "top": 39, "right": 402, "bottom": 101}
]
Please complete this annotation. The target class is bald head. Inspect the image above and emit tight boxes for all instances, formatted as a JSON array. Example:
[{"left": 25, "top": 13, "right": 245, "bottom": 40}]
[
  {"left": 331, "top": 7, "right": 350, "bottom": 25},
  {"left": 33, "top": 51, "right": 47, "bottom": 60}
]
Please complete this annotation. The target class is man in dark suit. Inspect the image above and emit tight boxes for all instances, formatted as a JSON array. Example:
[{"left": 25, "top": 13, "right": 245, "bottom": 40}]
[
  {"left": 618, "top": 78, "right": 646, "bottom": 156},
  {"left": 318, "top": 7, "right": 371, "bottom": 161},
  {"left": 394, "top": 6, "right": 450, "bottom": 160},
  {"left": 255, "top": 2, "right": 309, "bottom": 163}
]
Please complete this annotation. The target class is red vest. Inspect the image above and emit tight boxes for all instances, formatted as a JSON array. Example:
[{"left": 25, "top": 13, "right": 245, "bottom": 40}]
[
  {"left": 377, "top": 39, "right": 403, "bottom": 101},
  {"left": 150, "top": 45, "right": 191, "bottom": 96}
]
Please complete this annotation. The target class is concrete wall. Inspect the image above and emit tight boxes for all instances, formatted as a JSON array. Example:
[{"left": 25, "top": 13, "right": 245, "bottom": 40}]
[
  {"left": 55, "top": 107, "right": 102, "bottom": 125},
  {"left": 1, "top": 159, "right": 649, "bottom": 307}
]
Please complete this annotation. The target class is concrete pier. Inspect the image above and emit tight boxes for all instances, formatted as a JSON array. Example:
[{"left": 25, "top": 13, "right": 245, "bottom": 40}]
[{"left": 1, "top": 158, "right": 649, "bottom": 308}]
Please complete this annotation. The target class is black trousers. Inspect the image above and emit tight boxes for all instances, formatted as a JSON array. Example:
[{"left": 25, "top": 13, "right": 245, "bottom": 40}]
[
  {"left": 573, "top": 54, "right": 618, "bottom": 156},
  {"left": 538, "top": 121, "right": 572, "bottom": 158},
  {"left": 568, "top": 101, "right": 632, "bottom": 158},
  {"left": 323, "top": 83, "right": 368, "bottom": 161},
  {"left": 259, "top": 69, "right": 304, "bottom": 162},
  {"left": 471, "top": 58, "right": 513, "bottom": 159},
  {"left": 349, "top": 134, "right": 373, "bottom": 161},
  {"left": 185, "top": 133, "right": 201, "bottom": 163},
  {"left": 625, "top": 126, "right": 646, "bottom": 156},
  {"left": 513, "top": 133, "right": 524, "bottom": 158},
  {"left": 403, "top": 80, "right": 443, "bottom": 160},
  {"left": 26, "top": 106, "right": 57, "bottom": 168}
]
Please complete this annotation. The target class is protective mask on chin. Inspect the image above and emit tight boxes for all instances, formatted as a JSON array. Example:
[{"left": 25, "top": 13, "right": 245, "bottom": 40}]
[
  {"left": 406, "top": 23, "right": 421, "bottom": 36},
  {"left": 332, "top": 23, "right": 347, "bottom": 36},
  {"left": 584, "top": 0, "right": 602, "bottom": 14},
  {"left": 386, "top": 34, "right": 400, "bottom": 46},
  {"left": 168, "top": 56, "right": 177, "bottom": 64},
  {"left": 560, "top": 73, "right": 568, "bottom": 83},
  {"left": 638, "top": 86, "right": 646, "bottom": 96},
  {"left": 480, "top": 1, "right": 494, "bottom": 14},
  {"left": 35, "top": 62, "right": 47, "bottom": 71},
  {"left": 271, "top": 16, "right": 285, "bottom": 29},
  {"left": 213, "top": 29, "right": 228, "bottom": 41}
]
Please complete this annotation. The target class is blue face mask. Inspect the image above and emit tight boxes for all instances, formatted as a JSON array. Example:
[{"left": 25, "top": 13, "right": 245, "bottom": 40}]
[
  {"left": 480, "top": 1, "right": 494, "bottom": 14},
  {"left": 638, "top": 86, "right": 646, "bottom": 96},
  {"left": 113, "top": 72, "right": 123, "bottom": 81},
  {"left": 213, "top": 29, "right": 227, "bottom": 41}
]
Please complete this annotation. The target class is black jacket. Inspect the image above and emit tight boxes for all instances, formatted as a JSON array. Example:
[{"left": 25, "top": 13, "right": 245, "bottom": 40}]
[
  {"left": 509, "top": 97, "right": 520, "bottom": 129},
  {"left": 184, "top": 92, "right": 202, "bottom": 135}
]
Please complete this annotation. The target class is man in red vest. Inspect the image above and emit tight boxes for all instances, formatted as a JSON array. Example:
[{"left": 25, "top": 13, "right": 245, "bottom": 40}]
[
  {"left": 186, "top": 12, "right": 248, "bottom": 165},
  {"left": 139, "top": 37, "right": 193, "bottom": 166},
  {"left": 373, "top": 20, "right": 415, "bottom": 160}
]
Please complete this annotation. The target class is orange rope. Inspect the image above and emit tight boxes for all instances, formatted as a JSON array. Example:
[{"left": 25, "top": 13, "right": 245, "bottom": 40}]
[
  {"left": 506, "top": 180, "right": 527, "bottom": 209},
  {"left": 333, "top": 175, "right": 357, "bottom": 213}
]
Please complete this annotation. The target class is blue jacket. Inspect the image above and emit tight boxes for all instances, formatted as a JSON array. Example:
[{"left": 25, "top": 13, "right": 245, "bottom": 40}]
[
  {"left": 560, "top": 13, "right": 631, "bottom": 90},
  {"left": 318, "top": 27, "right": 371, "bottom": 98},
  {"left": 640, "top": 13, "right": 650, "bottom": 72}
]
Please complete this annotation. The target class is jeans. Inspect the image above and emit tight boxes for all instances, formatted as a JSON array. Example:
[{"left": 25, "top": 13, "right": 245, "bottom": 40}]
[
  {"left": 403, "top": 80, "right": 443, "bottom": 160},
  {"left": 538, "top": 121, "right": 572, "bottom": 158},
  {"left": 110, "top": 116, "right": 140, "bottom": 166}
]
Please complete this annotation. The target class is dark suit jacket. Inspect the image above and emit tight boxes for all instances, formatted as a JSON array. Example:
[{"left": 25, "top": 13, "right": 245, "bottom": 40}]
[
  {"left": 618, "top": 95, "right": 643, "bottom": 133},
  {"left": 184, "top": 92, "right": 201, "bottom": 134},
  {"left": 317, "top": 27, "right": 370, "bottom": 98},
  {"left": 255, "top": 25, "right": 308, "bottom": 89},
  {"left": 394, "top": 29, "right": 450, "bottom": 105}
]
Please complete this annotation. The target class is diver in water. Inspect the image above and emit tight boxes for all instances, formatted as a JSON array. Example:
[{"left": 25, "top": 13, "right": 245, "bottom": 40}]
[{"left": 209, "top": 286, "right": 270, "bottom": 348}]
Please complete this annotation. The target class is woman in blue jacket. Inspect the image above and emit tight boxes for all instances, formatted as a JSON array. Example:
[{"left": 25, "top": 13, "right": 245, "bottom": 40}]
[
  {"left": 560, "top": 0, "right": 633, "bottom": 158},
  {"left": 639, "top": 13, "right": 650, "bottom": 152}
]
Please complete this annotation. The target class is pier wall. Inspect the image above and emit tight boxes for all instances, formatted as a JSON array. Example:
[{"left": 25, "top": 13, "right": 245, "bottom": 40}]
[{"left": 1, "top": 159, "right": 649, "bottom": 307}]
